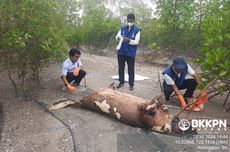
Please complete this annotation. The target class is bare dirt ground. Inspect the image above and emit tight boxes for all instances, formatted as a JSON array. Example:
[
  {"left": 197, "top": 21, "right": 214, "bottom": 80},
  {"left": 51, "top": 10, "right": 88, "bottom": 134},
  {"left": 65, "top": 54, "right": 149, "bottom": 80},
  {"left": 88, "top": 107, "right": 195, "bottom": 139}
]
[
  {"left": 0, "top": 50, "right": 229, "bottom": 152},
  {"left": 0, "top": 72, "right": 74, "bottom": 152}
]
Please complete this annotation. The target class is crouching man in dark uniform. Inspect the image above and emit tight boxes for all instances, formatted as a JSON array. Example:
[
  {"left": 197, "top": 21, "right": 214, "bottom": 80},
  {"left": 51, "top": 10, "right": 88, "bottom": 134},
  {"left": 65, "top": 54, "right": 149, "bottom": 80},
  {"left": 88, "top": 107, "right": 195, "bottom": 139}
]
[{"left": 162, "top": 56, "right": 201, "bottom": 108}]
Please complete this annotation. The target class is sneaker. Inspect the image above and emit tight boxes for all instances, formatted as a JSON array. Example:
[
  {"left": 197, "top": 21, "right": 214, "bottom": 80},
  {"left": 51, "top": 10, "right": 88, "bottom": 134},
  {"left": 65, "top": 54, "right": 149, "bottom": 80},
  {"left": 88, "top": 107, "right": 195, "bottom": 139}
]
[
  {"left": 129, "top": 86, "right": 134, "bottom": 91},
  {"left": 116, "top": 83, "right": 124, "bottom": 89},
  {"left": 62, "top": 85, "right": 67, "bottom": 91}
]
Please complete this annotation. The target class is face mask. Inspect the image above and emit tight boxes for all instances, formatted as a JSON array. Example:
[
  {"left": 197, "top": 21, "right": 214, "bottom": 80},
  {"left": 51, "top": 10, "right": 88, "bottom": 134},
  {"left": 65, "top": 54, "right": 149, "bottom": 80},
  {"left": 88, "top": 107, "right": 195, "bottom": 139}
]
[{"left": 127, "top": 22, "right": 134, "bottom": 27}]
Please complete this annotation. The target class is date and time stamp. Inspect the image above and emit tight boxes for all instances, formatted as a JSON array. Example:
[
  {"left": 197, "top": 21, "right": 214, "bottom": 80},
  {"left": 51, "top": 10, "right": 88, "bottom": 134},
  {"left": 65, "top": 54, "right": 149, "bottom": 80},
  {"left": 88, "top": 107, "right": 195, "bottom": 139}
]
[{"left": 174, "top": 134, "right": 229, "bottom": 151}]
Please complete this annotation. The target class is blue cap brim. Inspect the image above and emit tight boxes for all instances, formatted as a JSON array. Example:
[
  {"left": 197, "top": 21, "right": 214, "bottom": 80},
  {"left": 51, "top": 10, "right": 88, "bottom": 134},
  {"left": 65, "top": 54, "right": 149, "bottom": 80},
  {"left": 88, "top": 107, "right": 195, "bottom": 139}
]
[{"left": 174, "top": 64, "right": 186, "bottom": 70}]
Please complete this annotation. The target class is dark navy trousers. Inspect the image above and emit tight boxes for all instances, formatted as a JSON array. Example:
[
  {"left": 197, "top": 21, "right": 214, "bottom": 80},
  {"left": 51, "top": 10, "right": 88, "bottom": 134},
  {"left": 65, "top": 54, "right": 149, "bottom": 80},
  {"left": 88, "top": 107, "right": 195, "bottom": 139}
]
[
  {"left": 163, "top": 79, "right": 198, "bottom": 101},
  {"left": 118, "top": 55, "right": 135, "bottom": 87}
]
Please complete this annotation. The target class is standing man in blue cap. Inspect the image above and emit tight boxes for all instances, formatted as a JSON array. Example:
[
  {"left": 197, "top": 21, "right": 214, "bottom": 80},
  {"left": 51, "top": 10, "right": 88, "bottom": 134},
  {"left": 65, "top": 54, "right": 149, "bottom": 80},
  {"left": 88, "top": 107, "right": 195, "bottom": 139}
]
[
  {"left": 162, "top": 56, "right": 202, "bottom": 108},
  {"left": 115, "top": 13, "right": 141, "bottom": 91}
]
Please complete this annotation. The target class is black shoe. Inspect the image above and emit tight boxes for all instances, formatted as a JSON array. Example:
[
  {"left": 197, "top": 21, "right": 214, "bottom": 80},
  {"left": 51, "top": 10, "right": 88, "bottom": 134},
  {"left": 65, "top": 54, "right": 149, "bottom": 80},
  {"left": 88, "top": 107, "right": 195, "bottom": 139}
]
[
  {"left": 116, "top": 83, "right": 124, "bottom": 88},
  {"left": 73, "top": 82, "right": 80, "bottom": 87},
  {"left": 184, "top": 98, "right": 188, "bottom": 104},
  {"left": 165, "top": 96, "right": 170, "bottom": 101},
  {"left": 129, "top": 86, "right": 134, "bottom": 91}
]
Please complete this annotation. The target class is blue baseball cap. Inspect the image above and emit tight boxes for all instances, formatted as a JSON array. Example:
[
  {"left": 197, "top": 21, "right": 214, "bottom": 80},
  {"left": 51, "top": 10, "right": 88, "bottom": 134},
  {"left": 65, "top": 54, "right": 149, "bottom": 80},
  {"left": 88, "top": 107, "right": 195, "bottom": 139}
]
[{"left": 173, "top": 56, "right": 187, "bottom": 70}]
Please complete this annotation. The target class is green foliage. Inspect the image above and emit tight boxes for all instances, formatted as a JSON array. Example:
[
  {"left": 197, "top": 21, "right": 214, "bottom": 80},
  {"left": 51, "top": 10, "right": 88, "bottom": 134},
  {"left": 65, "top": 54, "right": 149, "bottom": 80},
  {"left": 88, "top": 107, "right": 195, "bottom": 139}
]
[
  {"left": 148, "top": 42, "right": 160, "bottom": 50},
  {"left": 195, "top": 0, "right": 230, "bottom": 93},
  {"left": 153, "top": 0, "right": 196, "bottom": 50},
  {"left": 0, "top": 0, "right": 70, "bottom": 96},
  {"left": 82, "top": 6, "right": 120, "bottom": 51},
  {"left": 67, "top": 1, "right": 120, "bottom": 53}
]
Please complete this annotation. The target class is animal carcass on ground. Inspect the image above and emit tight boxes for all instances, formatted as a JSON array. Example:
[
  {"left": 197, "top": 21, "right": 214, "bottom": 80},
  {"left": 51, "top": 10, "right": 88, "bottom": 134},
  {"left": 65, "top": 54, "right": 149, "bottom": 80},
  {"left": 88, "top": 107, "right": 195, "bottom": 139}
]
[{"left": 49, "top": 87, "right": 182, "bottom": 134}]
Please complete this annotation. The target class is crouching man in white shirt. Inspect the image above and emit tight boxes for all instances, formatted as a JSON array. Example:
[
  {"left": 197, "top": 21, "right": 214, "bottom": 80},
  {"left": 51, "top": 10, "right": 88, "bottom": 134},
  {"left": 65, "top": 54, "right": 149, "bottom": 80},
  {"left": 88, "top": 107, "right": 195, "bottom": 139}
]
[{"left": 61, "top": 48, "right": 86, "bottom": 93}]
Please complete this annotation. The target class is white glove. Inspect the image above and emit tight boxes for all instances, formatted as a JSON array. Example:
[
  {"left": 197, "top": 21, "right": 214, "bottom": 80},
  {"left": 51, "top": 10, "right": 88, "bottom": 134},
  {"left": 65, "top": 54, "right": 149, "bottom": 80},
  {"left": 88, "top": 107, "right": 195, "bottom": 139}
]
[{"left": 116, "top": 36, "right": 123, "bottom": 51}]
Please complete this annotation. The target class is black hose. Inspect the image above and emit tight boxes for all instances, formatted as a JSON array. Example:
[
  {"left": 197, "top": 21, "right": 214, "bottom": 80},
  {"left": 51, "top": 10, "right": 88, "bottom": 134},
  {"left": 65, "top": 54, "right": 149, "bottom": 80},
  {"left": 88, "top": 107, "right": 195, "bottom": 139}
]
[{"left": 33, "top": 99, "right": 77, "bottom": 152}]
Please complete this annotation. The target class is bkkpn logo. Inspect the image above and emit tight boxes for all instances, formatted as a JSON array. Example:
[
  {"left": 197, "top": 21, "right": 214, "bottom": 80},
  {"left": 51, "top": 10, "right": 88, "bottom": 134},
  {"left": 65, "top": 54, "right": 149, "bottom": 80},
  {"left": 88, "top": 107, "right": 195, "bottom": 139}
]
[
  {"left": 178, "top": 119, "right": 191, "bottom": 131},
  {"left": 178, "top": 119, "right": 227, "bottom": 131}
]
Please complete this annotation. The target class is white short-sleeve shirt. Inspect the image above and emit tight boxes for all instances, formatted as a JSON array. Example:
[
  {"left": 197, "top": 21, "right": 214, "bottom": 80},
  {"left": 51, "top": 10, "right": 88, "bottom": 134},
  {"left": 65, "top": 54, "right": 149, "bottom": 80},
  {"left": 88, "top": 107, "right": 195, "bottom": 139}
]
[
  {"left": 163, "top": 64, "right": 195, "bottom": 85},
  {"left": 62, "top": 58, "right": 82, "bottom": 76}
]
